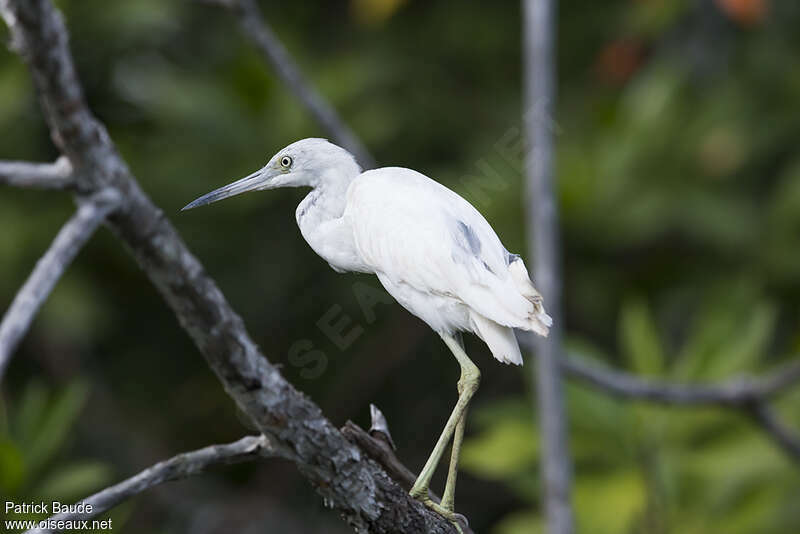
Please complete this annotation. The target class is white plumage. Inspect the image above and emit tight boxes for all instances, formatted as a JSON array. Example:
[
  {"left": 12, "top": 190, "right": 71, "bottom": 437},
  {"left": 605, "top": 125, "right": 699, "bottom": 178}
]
[
  {"left": 183, "top": 137, "right": 551, "bottom": 523},
  {"left": 185, "top": 138, "right": 551, "bottom": 364},
  {"left": 347, "top": 167, "right": 551, "bottom": 364}
]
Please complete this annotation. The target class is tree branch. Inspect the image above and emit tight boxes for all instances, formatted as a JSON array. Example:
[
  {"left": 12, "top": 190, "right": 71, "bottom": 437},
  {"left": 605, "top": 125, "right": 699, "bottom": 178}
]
[
  {"left": 210, "top": 0, "right": 375, "bottom": 169},
  {"left": 747, "top": 403, "right": 800, "bottom": 462},
  {"left": 549, "top": 347, "right": 800, "bottom": 407},
  {"left": 5, "top": 0, "right": 795, "bottom": 531},
  {"left": 0, "top": 189, "right": 119, "bottom": 380},
  {"left": 522, "top": 0, "right": 574, "bottom": 533},
  {"left": 341, "top": 405, "right": 474, "bottom": 534},
  {"left": 0, "top": 157, "right": 73, "bottom": 190},
  {"left": 568, "top": 354, "right": 800, "bottom": 463},
  {"left": 519, "top": 337, "right": 800, "bottom": 462},
  {"left": 1, "top": 1, "right": 454, "bottom": 531},
  {"left": 25, "top": 435, "right": 277, "bottom": 534}
]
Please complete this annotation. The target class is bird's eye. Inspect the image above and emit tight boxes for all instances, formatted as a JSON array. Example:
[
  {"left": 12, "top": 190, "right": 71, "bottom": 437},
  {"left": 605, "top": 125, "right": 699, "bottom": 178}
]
[{"left": 280, "top": 156, "right": 293, "bottom": 169}]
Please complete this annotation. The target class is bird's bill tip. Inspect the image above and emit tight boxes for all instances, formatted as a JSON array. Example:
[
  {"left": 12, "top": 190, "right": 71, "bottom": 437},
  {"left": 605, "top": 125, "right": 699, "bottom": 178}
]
[
  {"left": 180, "top": 191, "right": 224, "bottom": 211},
  {"left": 180, "top": 168, "right": 268, "bottom": 212}
]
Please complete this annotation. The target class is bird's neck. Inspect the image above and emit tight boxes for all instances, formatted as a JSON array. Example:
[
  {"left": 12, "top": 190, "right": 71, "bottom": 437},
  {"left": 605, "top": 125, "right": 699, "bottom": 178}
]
[
  {"left": 300, "top": 167, "right": 356, "bottom": 222},
  {"left": 295, "top": 168, "right": 369, "bottom": 273}
]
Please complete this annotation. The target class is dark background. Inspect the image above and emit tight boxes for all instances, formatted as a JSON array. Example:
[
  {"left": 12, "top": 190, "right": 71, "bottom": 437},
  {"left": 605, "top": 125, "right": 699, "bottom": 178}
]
[{"left": 2, "top": 0, "right": 800, "bottom": 532}]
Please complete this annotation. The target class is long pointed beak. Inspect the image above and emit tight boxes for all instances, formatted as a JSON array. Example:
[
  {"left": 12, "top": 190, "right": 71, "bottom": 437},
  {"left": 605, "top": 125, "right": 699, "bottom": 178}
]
[{"left": 181, "top": 167, "right": 271, "bottom": 211}]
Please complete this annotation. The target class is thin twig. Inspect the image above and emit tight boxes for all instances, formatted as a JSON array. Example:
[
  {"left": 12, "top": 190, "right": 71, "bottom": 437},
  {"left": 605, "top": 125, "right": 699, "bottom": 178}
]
[
  {"left": 746, "top": 402, "right": 800, "bottom": 462},
  {"left": 545, "top": 346, "right": 800, "bottom": 407},
  {"left": 522, "top": 0, "right": 574, "bottom": 532},
  {"left": 213, "top": 0, "right": 375, "bottom": 169},
  {"left": 0, "top": 189, "right": 120, "bottom": 380},
  {"left": 0, "top": 156, "right": 73, "bottom": 190},
  {"left": 24, "top": 435, "right": 276, "bottom": 534},
  {"left": 521, "top": 337, "right": 800, "bottom": 463}
]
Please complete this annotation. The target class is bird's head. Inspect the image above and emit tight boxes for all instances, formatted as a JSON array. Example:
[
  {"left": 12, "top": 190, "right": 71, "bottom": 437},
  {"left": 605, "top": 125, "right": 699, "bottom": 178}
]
[{"left": 182, "top": 138, "right": 359, "bottom": 211}]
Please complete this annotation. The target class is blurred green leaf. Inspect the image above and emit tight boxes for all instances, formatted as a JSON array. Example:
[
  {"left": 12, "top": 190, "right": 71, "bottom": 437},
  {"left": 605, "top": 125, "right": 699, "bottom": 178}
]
[
  {"left": 674, "top": 283, "right": 775, "bottom": 380},
  {"left": 15, "top": 380, "right": 48, "bottom": 448},
  {"left": 574, "top": 471, "right": 646, "bottom": 534},
  {"left": 34, "top": 461, "right": 113, "bottom": 502},
  {"left": 461, "top": 418, "right": 538, "bottom": 480},
  {"left": 26, "top": 381, "right": 90, "bottom": 476},
  {"left": 493, "top": 510, "right": 544, "bottom": 534},
  {"left": 567, "top": 385, "right": 636, "bottom": 465},
  {"left": 705, "top": 301, "right": 776, "bottom": 378},
  {"left": 620, "top": 296, "right": 664, "bottom": 375},
  {"left": 0, "top": 438, "right": 25, "bottom": 494},
  {"left": 470, "top": 398, "right": 533, "bottom": 429}
]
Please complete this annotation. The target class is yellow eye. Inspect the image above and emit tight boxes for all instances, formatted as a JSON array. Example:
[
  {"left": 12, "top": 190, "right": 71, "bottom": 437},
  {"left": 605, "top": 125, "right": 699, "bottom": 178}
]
[{"left": 280, "top": 156, "right": 293, "bottom": 168}]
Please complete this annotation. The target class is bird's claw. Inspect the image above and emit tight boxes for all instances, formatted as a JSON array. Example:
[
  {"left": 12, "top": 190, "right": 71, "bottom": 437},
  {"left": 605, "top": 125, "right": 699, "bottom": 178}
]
[{"left": 410, "top": 493, "right": 465, "bottom": 533}]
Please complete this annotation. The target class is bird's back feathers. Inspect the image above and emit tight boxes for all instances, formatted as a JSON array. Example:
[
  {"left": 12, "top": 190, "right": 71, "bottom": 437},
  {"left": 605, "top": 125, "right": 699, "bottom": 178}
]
[{"left": 345, "top": 167, "right": 550, "bottom": 364}]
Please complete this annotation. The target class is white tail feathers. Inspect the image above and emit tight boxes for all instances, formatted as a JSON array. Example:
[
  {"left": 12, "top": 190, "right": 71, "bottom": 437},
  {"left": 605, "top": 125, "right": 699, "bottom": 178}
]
[
  {"left": 508, "top": 256, "right": 552, "bottom": 337},
  {"left": 466, "top": 256, "right": 550, "bottom": 365},
  {"left": 470, "top": 312, "right": 523, "bottom": 365}
]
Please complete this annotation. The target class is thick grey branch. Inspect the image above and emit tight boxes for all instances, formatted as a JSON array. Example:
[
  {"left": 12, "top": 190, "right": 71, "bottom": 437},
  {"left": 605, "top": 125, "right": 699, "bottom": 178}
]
[
  {"left": 0, "top": 157, "right": 73, "bottom": 189},
  {"left": 25, "top": 435, "right": 276, "bottom": 534},
  {"left": 523, "top": 0, "right": 574, "bottom": 532},
  {"left": 344, "top": 422, "right": 419, "bottom": 494},
  {"left": 342, "top": 406, "right": 473, "bottom": 534},
  {"left": 215, "top": 0, "right": 375, "bottom": 169},
  {"left": 1, "top": 1, "right": 454, "bottom": 531},
  {"left": 0, "top": 189, "right": 119, "bottom": 380}
]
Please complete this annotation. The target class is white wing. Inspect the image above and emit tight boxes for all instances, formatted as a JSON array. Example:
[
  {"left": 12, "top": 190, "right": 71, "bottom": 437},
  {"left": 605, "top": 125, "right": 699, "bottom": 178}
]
[{"left": 346, "top": 167, "right": 549, "bottom": 334}]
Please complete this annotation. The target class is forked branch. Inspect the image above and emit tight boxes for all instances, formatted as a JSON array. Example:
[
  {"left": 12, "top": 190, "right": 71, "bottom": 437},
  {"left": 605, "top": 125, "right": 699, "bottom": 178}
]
[{"left": 0, "top": 189, "right": 119, "bottom": 379}]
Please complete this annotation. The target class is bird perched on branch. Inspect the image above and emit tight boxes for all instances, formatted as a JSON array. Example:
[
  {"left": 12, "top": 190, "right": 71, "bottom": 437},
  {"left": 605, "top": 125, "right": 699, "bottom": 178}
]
[{"left": 183, "top": 138, "right": 551, "bottom": 528}]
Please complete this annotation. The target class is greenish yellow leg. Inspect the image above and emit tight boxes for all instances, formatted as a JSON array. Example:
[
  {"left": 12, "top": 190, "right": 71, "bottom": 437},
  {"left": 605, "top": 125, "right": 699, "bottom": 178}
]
[
  {"left": 410, "top": 333, "right": 479, "bottom": 530},
  {"left": 441, "top": 403, "right": 467, "bottom": 512}
]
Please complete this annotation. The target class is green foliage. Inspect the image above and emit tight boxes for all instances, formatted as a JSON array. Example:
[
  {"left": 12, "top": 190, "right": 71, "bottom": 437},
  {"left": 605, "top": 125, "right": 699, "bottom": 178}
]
[
  {"left": 36, "top": 462, "right": 115, "bottom": 501},
  {"left": 2, "top": 0, "right": 800, "bottom": 531},
  {"left": 0, "top": 381, "right": 116, "bottom": 525},
  {"left": 620, "top": 296, "right": 664, "bottom": 376},
  {"left": 464, "top": 295, "right": 800, "bottom": 533},
  {"left": 24, "top": 380, "right": 91, "bottom": 478}
]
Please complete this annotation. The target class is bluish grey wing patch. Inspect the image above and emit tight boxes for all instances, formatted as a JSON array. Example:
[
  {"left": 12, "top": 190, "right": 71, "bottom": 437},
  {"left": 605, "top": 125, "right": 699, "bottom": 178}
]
[
  {"left": 451, "top": 219, "right": 495, "bottom": 274},
  {"left": 456, "top": 220, "right": 482, "bottom": 255},
  {"left": 505, "top": 251, "right": 521, "bottom": 266}
]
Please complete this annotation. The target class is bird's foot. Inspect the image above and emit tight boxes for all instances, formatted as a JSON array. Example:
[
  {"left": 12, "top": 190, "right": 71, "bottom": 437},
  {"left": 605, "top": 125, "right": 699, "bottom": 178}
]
[{"left": 410, "top": 491, "right": 466, "bottom": 533}]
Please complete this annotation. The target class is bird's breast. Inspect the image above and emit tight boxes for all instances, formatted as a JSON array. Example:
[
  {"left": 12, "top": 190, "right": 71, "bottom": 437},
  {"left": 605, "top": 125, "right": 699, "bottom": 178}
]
[{"left": 296, "top": 193, "right": 372, "bottom": 274}]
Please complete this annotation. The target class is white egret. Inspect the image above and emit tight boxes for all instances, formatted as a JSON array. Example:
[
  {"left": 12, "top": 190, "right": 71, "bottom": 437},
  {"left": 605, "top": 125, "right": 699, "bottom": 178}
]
[{"left": 183, "top": 138, "right": 551, "bottom": 526}]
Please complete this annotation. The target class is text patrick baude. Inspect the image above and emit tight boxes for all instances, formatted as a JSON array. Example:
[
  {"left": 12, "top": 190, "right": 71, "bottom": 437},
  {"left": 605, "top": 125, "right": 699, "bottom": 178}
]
[{"left": 6, "top": 501, "right": 94, "bottom": 514}]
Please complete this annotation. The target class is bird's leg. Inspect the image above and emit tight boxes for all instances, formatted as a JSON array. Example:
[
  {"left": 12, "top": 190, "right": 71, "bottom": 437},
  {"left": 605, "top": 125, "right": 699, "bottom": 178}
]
[
  {"left": 410, "top": 333, "right": 480, "bottom": 524},
  {"left": 441, "top": 403, "right": 468, "bottom": 512},
  {"left": 441, "top": 332, "right": 469, "bottom": 513}
]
